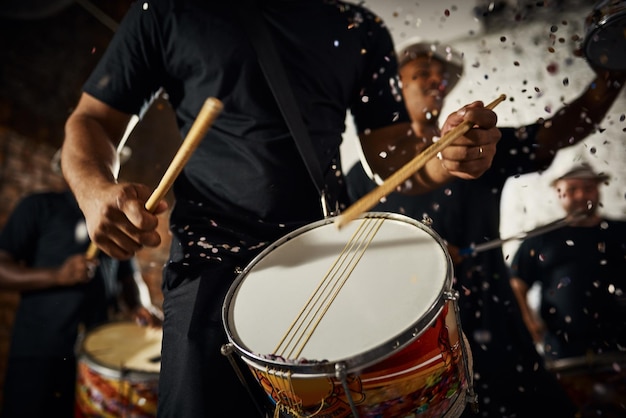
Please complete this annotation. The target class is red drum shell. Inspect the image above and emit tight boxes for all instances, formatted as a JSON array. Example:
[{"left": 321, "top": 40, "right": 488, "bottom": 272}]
[{"left": 222, "top": 212, "right": 474, "bottom": 417}]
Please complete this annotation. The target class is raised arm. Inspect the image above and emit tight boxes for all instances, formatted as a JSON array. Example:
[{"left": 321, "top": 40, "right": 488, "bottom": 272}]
[
  {"left": 0, "top": 250, "right": 95, "bottom": 291},
  {"left": 359, "top": 101, "right": 501, "bottom": 196}
]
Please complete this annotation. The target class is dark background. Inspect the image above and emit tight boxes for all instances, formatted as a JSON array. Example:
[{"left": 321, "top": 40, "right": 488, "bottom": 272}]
[{"left": 0, "top": 0, "right": 181, "bottom": 187}]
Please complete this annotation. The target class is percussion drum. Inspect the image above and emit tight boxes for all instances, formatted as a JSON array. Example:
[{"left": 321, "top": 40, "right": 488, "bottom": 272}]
[
  {"left": 75, "top": 321, "right": 162, "bottom": 418},
  {"left": 222, "top": 212, "right": 474, "bottom": 417},
  {"left": 583, "top": 0, "right": 626, "bottom": 71},
  {"left": 547, "top": 353, "right": 626, "bottom": 418}
]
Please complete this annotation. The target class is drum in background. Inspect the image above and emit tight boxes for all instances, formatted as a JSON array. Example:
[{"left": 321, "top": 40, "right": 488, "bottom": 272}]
[
  {"left": 547, "top": 353, "right": 626, "bottom": 418},
  {"left": 222, "top": 212, "right": 474, "bottom": 418},
  {"left": 75, "top": 321, "right": 162, "bottom": 418},
  {"left": 583, "top": 0, "right": 626, "bottom": 71}
]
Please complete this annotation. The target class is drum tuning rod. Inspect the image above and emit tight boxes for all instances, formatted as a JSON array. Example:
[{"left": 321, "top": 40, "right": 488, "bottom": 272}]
[
  {"left": 458, "top": 211, "right": 588, "bottom": 256},
  {"left": 335, "top": 94, "right": 507, "bottom": 229},
  {"left": 85, "top": 97, "right": 224, "bottom": 260}
]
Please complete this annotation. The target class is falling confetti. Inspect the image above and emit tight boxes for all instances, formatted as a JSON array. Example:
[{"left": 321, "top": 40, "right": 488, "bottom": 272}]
[
  {"left": 546, "top": 63, "right": 558, "bottom": 74},
  {"left": 557, "top": 277, "right": 571, "bottom": 289}
]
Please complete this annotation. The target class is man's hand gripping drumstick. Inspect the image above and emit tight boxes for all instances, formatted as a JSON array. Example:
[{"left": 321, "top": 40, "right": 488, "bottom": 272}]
[
  {"left": 336, "top": 94, "right": 506, "bottom": 229},
  {"left": 66, "top": 97, "right": 224, "bottom": 260}
]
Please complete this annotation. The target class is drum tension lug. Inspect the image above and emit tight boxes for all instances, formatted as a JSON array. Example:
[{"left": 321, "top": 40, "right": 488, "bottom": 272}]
[
  {"left": 420, "top": 214, "right": 433, "bottom": 227},
  {"left": 334, "top": 362, "right": 347, "bottom": 381},
  {"left": 221, "top": 343, "right": 234, "bottom": 356},
  {"left": 444, "top": 290, "right": 459, "bottom": 301}
]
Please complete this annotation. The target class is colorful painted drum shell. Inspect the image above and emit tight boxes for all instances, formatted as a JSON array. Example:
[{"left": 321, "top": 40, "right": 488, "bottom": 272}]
[
  {"left": 75, "top": 321, "right": 162, "bottom": 418},
  {"left": 248, "top": 302, "right": 470, "bottom": 417},
  {"left": 223, "top": 212, "right": 473, "bottom": 417}
]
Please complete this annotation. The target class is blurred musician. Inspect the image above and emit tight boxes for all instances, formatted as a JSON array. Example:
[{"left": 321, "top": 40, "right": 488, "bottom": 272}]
[{"left": 0, "top": 153, "right": 162, "bottom": 418}]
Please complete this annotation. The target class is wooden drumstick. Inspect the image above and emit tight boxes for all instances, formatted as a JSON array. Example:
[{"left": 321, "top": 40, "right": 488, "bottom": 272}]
[
  {"left": 335, "top": 94, "right": 506, "bottom": 230},
  {"left": 85, "top": 97, "right": 224, "bottom": 260}
]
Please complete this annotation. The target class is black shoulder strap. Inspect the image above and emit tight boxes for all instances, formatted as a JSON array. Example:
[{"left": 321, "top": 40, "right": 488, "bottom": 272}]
[{"left": 236, "top": 2, "right": 336, "bottom": 216}]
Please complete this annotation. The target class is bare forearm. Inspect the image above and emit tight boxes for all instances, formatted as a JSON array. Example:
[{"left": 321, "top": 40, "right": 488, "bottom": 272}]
[
  {"left": 0, "top": 263, "right": 58, "bottom": 291},
  {"left": 63, "top": 114, "right": 123, "bottom": 201},
  {"left": 0, "top": 252, "right": 92, "bottom": 291},
  {"left": 62, "top": 93, "right": 134, "bottom": 205}
]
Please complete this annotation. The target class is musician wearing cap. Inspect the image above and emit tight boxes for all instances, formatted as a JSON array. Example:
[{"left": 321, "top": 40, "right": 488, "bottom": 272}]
[
  {"left": 509, "top": 162, "right": 626, "bottom": 416},
  {"left": 346, "top": 36, "right": 625, "bottom": 417},
  {"left": 510, "top": 162, "right": 626, "bottom": 362}
]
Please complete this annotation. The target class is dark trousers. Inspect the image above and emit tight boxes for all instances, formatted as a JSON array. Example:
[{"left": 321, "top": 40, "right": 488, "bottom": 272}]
[{"left": 157, "top": 263, "right": 269, "bottom": 418}]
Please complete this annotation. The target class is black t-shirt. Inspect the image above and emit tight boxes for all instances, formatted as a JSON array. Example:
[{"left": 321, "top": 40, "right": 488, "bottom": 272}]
[
  {"left": 510, "top": 220, "right": 626, "bottom": 359},
  {"left": 0, "top": 191, "right": 135, "bottom": 357},
  {"left": 83, "top": 0, "right": 409, "bottom": 226}
]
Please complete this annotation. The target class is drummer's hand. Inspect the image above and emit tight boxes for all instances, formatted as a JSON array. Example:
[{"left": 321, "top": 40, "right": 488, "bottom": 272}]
[
  {"left": 439, "top": 102, "right": 501, "bottom": 180},
  {"left": 55, "top": 254, "right": 99, "bottom": 286},
  {"left": 132, "top": 305, "right": 164, "bottom": 328},
  {"left": 83, "top": 182, "right": 168, "bottom": 260}
]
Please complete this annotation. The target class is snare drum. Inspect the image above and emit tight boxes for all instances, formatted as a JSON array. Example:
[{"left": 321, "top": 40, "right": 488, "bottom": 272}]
[
  {"left": 222, "top": 212, "right": 474, "bottom": 417},
  {"left": 583, "top": 0, "right": 626, "bottom": 70},
  {"left": 75, "top": 321, "right": 162, "bottom": 418}
]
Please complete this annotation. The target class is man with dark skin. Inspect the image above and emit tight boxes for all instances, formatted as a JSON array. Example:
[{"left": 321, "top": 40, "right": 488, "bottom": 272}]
[
  {"left": 510, "top": 163, "right": 626, "bottom": 362},
  {"left": 510, "top": 163, "right": 626, "bottom": 417},
  {"left": 59, "top": 2, "right": 501, "bottom": 417}
]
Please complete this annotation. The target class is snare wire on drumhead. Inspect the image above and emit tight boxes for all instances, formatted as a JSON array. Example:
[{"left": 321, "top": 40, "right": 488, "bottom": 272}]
[{"left": 272, "top": 217, "right": 385, "bottom": 361}]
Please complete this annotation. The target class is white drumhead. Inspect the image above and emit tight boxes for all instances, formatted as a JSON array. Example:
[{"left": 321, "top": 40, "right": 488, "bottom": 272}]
[
  {"left": 224, "top": 212, "right": 451, "bottom": 373},
  {"left": 81, "top": 321, "right": 162, "bottom": 376}
]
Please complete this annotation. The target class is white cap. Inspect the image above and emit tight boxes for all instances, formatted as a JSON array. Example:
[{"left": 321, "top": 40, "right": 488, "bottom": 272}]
[
  {"left": 549, "top": 162, "right": 610, "bottom": 187},
  {"left": 397, "top": 40, "right": 464, "bottom": 91}
]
